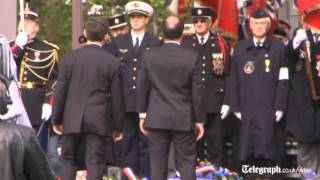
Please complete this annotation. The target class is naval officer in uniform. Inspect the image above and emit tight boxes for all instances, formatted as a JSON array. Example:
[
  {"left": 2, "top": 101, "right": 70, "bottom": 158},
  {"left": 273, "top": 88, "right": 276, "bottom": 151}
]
[{"left": 107, "top": 1, "right": 162, "bottom": 178}]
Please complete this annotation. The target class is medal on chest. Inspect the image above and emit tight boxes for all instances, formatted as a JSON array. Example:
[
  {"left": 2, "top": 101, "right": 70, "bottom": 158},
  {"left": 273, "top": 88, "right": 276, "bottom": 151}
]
[
  {"left": 212, "top": 53, "right": 224, "bottom": 75},
  {"left": 264, "top": 54, "right": 271, "bottom": 72},
  {"left": 244, "top": 61, "right": 255, "bottom": 74},
  {"left": 265, "top": 59, "right": 271, "bottom": 72}
]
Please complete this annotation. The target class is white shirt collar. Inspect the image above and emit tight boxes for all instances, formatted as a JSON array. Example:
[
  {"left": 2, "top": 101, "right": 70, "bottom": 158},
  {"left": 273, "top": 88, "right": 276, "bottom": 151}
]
[
  {"left": 86, "top": 41, "right": 102, "bottom": 47},
  {"left": 131, "top": 31, "right": 145, "bottom": 46},
  {"left": 164, "top": 40, "right": 180, "bottom": 45},
  {"left": 196, "top": 31, "right": 210, "bottom": 45},
  {"left": 253, "top": 37, "right": 266, "bottom": 47}
]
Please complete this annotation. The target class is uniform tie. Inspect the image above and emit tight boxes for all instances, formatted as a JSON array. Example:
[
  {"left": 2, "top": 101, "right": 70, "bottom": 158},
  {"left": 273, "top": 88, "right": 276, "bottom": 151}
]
[
  {"left": 134, "top": 37, "right": 139, "bottom": 54},
  {"left": 200, "top": 36, "right": 205, "bottom": 45},
  {"left": 256, "top": 40, "right": 262, "bottom": 48}
]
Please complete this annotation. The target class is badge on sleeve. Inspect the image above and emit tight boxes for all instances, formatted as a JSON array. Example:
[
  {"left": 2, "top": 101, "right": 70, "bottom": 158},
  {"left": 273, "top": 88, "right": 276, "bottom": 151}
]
[
  {"left": 244, "top": 61, "right": 255, "bottom": 74},
  {"left": 279, "top": 67, "right": 289, "bottom": 80},
  {"left": 265, "top": 59, "right": 271, "bottom": 72}
]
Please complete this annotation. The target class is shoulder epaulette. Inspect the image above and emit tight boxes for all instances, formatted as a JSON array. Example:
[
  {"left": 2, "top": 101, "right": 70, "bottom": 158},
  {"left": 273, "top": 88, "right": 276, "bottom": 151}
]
[{"left": 43, "top": 40, "right": 60, "bottom": 50}]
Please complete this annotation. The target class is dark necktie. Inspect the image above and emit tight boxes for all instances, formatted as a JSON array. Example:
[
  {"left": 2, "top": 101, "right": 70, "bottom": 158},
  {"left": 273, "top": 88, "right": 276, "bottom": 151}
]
[
  {"left": 256, "top": 40, "right": 262, "bottom": 48},
  {"left": 134, "top": 37, "right": 139, "bottom": 54},
  {"left": 200, "top": 36, "right": 205, "bottom": 45}
]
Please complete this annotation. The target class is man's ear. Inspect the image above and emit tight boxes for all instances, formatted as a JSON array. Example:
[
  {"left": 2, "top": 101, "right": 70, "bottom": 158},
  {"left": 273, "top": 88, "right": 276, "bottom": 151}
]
[{"left": 145, "top": 17, "right": 150, "bottom": 24}]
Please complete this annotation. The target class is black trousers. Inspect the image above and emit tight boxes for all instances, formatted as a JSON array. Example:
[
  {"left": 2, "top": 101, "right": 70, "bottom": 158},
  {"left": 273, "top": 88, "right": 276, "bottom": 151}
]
[
  {"left": 196, "top": 113, "right": 223, "bottom": 166},
  {"left": 148, "top": 128, "right": 197, "bottom": 180},
  {"left": 60, "top": 133, "right": 106, "bottom": 180},
  {"left": 121, "top": 113, "right": 149, "bottom": 177}
]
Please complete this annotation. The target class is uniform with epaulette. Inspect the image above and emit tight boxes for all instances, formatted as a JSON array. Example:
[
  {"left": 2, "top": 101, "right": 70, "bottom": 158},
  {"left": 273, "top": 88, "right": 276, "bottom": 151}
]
[
  {"left": 11, "top": 29, "right": 58, "bottom": 129},
  {"left": 181, "top": 6, "right": 230, "bottom": 167},
  {"left": 10, "top": 4, "right": 59, "bottom": 155},
  {"left": 107, "top": 1, "right": 162, "bottom": 178}
]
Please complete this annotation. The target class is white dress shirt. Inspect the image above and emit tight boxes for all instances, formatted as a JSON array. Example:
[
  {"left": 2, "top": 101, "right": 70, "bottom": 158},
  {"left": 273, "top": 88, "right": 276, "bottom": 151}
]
[
  {"left": 131, "top": 31, "right": 145, "bottom": 47},
  {"left": 196, "top": 31, "right": 210, "bottom": 45}
]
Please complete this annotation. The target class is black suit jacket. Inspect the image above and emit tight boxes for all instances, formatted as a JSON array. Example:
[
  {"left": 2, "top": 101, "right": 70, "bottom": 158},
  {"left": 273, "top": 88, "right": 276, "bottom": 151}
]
[
  {"left": 137, "top": 42, "right": 205, "bottom": 131},
  {"left": 106, "top": 32, "right": 162, "bottom": 112},
  {"left": 52, "top": 44, "right": 124, "bottom": 136}
]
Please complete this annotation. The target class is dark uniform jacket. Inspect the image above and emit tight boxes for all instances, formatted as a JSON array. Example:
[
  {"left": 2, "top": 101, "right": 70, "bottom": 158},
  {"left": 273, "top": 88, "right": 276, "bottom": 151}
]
[
  {"left": 229, "top": 36, "right": 289, "bottom": 160},
  {"left": 0, "top": 122, "right": 55, "bottom": 180},
  {"left": 10, "top": 38, "right": 59, "bottom": 126},
  {"left": 286, "top": 29, "right": 320, "bottom": 143},
  {"left": 107, "top": 32, "right": 162, "bottom": 112},
  {"left": 52, "top": 44, "right": 124, "bottom": 136},
  {"left": 137, "top": 42, "right": 205, "bottom": 131},
  {"left": 181, "top": 31, "right": 230, "bottom": 113}
]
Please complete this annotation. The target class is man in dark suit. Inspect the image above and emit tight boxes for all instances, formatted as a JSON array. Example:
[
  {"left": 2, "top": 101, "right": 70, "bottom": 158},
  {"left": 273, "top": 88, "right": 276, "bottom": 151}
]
[
  {"left": 138, "top": 15, "right": 205, "bottom": 180},
  {"left": 181, "top": 6, "right": 231, "bottom": 166},
  {"left": 107, "top": 1, "right": 162, "bottom": 178},
  {"left": 51, "top": 17, "right": 124, "bottom": 180}
]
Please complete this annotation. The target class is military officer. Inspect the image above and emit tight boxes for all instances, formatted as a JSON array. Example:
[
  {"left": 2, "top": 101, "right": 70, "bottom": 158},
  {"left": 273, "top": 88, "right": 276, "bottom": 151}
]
[
  {"left": 107, "top": 1, "right": 162, "bottom": 178},
  {"left": 228, "top": 8, "right": 288, "bottom": 175},
  {"left": 103, "top": 10, "right": 129, "bottom": 172},
  {"left": 10, "top": 3, "right": 59, "bottom": 149},
  {"left": 181, "top": 6, "right": 230, "bottom": 167},
  {"left": 107, "top": 12, "right": 128, "bottom": 38},
  {"left": 286, "top": 1, "right": 320, "bottom": 175}
]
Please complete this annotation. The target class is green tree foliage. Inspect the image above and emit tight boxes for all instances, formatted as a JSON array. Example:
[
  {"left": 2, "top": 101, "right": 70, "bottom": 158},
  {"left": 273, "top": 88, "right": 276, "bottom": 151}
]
[
  {"left": 33, "top": 0, "right": 72, "bottom": 53},
  {"left": 33, "top": 0, "right": 175, "bottom": 52}
]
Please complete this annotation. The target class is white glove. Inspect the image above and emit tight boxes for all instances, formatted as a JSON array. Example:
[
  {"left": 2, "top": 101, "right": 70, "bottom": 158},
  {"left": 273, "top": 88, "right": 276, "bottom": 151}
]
[
  {"left": 41, "top": 103, "right": 52, "bottom": 121},
  {"left": 275, "top": 110, "right": 284, "bottom": 122},
  {"left": 15, "top": 32, "right": 28, "bottom": 48},
  {"left": 220, "top": 105, "right": 230, "bottom": 119},
  {"left": 237, "top": 0, "right": 247, "bottom": 9},
  {"left": 293, "top": 29, "right": 308, "bottom": 49},
  {"left": 234, "top": 112, "right": 241, "bottom": 120}
]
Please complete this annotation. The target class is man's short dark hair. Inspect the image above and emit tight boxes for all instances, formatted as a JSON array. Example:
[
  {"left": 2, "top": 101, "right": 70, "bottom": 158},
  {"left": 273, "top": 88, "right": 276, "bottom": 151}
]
[
  {"left": 163, "top": 15, "right": 184, "bottom": 40},
  {"left": 85, "top": 17, "right": 108, "bottom": 42}
]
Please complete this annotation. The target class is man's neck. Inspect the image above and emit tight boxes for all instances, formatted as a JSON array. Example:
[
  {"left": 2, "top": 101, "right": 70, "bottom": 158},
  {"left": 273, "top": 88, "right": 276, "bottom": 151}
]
[
  {"left": 196, "top": 30, "right": 210, "bottom": 37},
  {"left": 131, "top": 29, "right": 146, "bottom": 36},
  {"left": 86, "top": 41, "right": 102, "bottom": 47},
  {"left": 164, "top": 38, "right": 181, "bottom": 45},
  {"left": 254, "top": 35, "right": 266, "bottom": 41}
]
